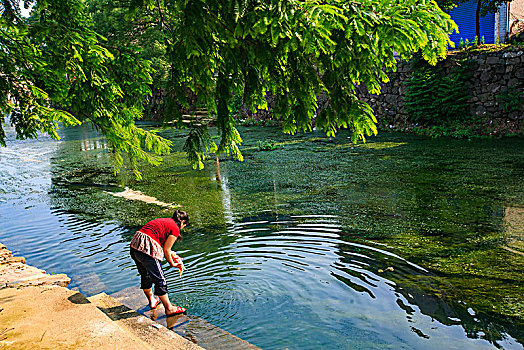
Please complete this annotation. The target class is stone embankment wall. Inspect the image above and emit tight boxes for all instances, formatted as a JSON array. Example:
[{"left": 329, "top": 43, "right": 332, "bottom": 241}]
[
  {"left": 144, "top": 47, "right": 523, "bottom": 129},
  {"left": 357, "top": 47, "right": 524, "bottom": 125}
]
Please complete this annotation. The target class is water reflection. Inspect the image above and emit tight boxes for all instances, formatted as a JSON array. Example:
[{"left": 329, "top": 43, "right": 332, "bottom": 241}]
[
  {"left": 1, "top": 124, "right": 523, "bottom": 349},
  {"left": 174, "top": 212, "right": 521, "bottom": 349}
]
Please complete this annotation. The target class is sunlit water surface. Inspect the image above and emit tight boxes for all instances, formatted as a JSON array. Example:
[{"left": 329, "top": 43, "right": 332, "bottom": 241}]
[{"left": 0, "top": 124, "right": 523, "bottom": 349}]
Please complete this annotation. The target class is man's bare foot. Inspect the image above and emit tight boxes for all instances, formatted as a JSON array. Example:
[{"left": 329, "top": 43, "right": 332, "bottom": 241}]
[
  {"left": 165, "top": 306, "right": 186, "bottom": 316},
  {"left": 149, "top": 297, "right": 161, "bottom": 309}
]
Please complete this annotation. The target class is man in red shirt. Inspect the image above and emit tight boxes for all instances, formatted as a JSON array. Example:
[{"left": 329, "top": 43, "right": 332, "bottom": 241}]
[{"left": 130, "top": 210, "right": 189, "bottom": 316}]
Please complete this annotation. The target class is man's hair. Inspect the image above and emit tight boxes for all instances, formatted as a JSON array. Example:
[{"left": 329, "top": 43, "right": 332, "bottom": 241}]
[{"left": 173, "top": 209, "right": 189, "bottom": 227}]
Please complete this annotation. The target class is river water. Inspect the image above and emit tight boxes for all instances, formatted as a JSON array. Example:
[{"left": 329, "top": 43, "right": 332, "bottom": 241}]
[{"left": 0, "top": 123, "right": 523, "bottom": 349}]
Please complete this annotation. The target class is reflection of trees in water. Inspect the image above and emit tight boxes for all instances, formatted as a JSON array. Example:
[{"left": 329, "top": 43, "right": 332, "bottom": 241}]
[
  {"left": 393, "top": 278, "right": 521, "bottom": 346},
  {"left": 48, "top": 124, "right": 229, "bottom": 228},
  {"left": 332, "top": 239, "right": 523, "bottom": 347}
]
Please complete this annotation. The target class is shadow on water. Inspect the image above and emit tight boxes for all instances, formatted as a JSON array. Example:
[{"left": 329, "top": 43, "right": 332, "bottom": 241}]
[{"left": 0, "top": 124, "right": 523, "bottom": 349}]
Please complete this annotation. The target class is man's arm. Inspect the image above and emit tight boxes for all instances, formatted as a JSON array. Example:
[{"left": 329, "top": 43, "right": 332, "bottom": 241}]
[{"left": 163, "top": 235, "right": 178, "bottom": 267}]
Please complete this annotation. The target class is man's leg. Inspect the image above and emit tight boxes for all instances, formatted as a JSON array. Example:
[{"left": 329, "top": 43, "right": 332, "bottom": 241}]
[
  {"left": 142, "top": 288, "right": 159, "bottom": 308},
  {"left": 130, "top": 249, "right": 156, "bottom": 307}
]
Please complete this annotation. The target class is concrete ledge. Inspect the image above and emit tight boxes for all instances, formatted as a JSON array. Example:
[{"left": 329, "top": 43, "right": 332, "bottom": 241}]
[
  {"left": 0, "top": 243, "right": 200, "bottom": 349},
  {"left": 0, "top": 244, "right": 70, "bottom": 289},
  {"left": 88, "top": 293, "right": 203, "bottom": 350}
]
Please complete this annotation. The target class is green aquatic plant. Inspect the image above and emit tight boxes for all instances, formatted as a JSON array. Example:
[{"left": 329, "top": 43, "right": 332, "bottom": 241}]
[
  {"left": 256, "top": 139, "right": 280, "bottom": 151},
  {"left": 405, "top": 56, "right": 473, "bottom": 126},
  {"left": 46, "top": 125, "right": 524, "bottom": 334}
]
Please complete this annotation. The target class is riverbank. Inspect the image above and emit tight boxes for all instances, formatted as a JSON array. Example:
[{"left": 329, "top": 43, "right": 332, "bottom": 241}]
[{"left": 0, "top": 243, "right": 202, "bottom": 349}]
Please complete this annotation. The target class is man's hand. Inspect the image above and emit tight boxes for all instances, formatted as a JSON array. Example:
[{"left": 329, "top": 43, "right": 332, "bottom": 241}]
[{"left": 171, "top": 252, "right": 185, "bottom": 276}]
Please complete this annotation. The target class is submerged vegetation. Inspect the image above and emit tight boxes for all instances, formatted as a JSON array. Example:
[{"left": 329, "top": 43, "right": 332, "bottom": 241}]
[{"left": 46, "top": 126, "right": 524, "bottom": 341}]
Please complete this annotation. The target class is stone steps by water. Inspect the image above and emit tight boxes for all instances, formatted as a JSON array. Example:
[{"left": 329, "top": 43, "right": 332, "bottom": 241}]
[
  {"left": 0, "top": 243, "right": 202, "bottom": 349},
  {"left": 88, "top": 292, "right": 203, "bottom": 350},
  {"left": 110, "top": 287, "right": 261, "bottom": 350},
  {"left": 0, "top": 243, "right": 70, "bottom": 289}
]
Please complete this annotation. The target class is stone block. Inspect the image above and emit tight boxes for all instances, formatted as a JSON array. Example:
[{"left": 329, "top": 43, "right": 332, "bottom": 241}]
[
  {"left": 385, "top": 94, "right": 398, "bottom": 104},
  {"left": 480, "top": 70, "right": 493, "bottom": 82},
  {"left": 486, "top": 56, "right": 501, "bottom": 65},
  {"left": 494, "top": 65, "right": 506, "bottom": 74},
  {"left": 478, "top": 93, "right": 491, "bottom": 103},
  {"left": 508, "top": 58, "right": 520, "bottom": 65},
  {"left": 508, "top": 79, "right": 520, "bottom": 87},
  {"left": 474, "top": 105, "right": 487, "bottom": 116},
  {"left": 487, "top": 83, "right": 500, "bottom": 94},
  {"left": 506, "top": 65, "right": 514, "bottom": 73},
  {"left": 503, "top": 52, "right": 517, "bottom": 58}
]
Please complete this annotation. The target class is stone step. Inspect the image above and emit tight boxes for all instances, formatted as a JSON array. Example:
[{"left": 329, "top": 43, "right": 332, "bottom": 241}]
[
  {"left": 88, "top": 292, "right": 204, "bottom": 350},
  {"left": 0, "top": 286, "right": 158, "bottom": 349},
  {"left": 0, "top": 245, "right": 70, "bottom": 289},
  {"left": 0, "top": 243, "right": 201, "bottom": 349},
  {"left": 110, "top": 287, "right": 261, "bottom": 350}
]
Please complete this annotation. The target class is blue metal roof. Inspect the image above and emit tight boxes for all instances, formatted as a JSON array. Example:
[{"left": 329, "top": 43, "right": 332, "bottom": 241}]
[{"left": 449, "top": 0, "right": 496, "bottom": 45}]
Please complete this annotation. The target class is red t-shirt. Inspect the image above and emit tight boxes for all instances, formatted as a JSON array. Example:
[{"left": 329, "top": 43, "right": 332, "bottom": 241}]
[{"left": 139, "top": 218, "right": 180, "bottom": 247}]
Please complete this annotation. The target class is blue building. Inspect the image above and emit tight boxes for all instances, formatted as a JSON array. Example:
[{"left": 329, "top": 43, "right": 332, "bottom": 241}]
[{"left": 448, "top": 0, "right": 510, "bottom": 45}]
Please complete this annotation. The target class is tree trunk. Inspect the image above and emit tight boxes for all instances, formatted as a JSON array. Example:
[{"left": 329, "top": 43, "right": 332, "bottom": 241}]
[{"left": 475, "top": 0, "right": 481, "bottom": 45}]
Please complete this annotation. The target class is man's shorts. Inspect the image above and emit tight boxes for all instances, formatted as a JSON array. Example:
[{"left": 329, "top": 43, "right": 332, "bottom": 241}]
[{"left": 130, "top": 248, "right": 168, "bottom": 296}]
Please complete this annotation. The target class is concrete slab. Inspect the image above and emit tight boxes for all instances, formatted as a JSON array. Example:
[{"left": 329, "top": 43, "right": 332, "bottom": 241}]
[
  {"left": 0, "top": 245, "right": 70, "bottom": 289},
  {"left": 0, "top": 286, "right": 150, "bottom": 349},
  {"left": 111, "top": 287, "right": 261, "bottom": 350},
  {"left": 88, "top": 292, "right": 203, "bottom": 350}
]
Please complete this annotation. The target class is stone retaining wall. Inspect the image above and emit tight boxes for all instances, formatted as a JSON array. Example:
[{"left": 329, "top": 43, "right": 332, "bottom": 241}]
[
  {"left": 144, "top": 47, "right": 524, "bottom": 128},
  {"left": 357, "top": 47, "right": 524, "bottom": 124}
]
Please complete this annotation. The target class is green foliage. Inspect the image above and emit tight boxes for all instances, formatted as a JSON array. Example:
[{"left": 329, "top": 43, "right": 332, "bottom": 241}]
[
  {"left": 434, "top": 0, "right": 468, "bottom": 11},
  {"left": 2, "top": 0, "right": 457, "bottom": 173},
  {"left": 154, "top": 0, "right": 456, "bottom": 167},
  {"left": 497, "top": 87, "right": 524, "bottom": 113},
  {"left": 183, "top": 125, "right": 218, "bottom": 170},
  {"left": 405, "top": 56, "right": 473, "bottom": 124},
  {"left": 0, "top": 0, "right": 172, "bottom": 178},
  {"left": 413, "top": 124, "right": 476, "bottom": 139},
  {"left": 86, "top": 0, "right": 170, "bottom": 86},
  {"left": 229, "top": 94, "right": 244, "bottom": 119},
  {"left": 459, "top": 36, "right": 483, "bottom": 48}
]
